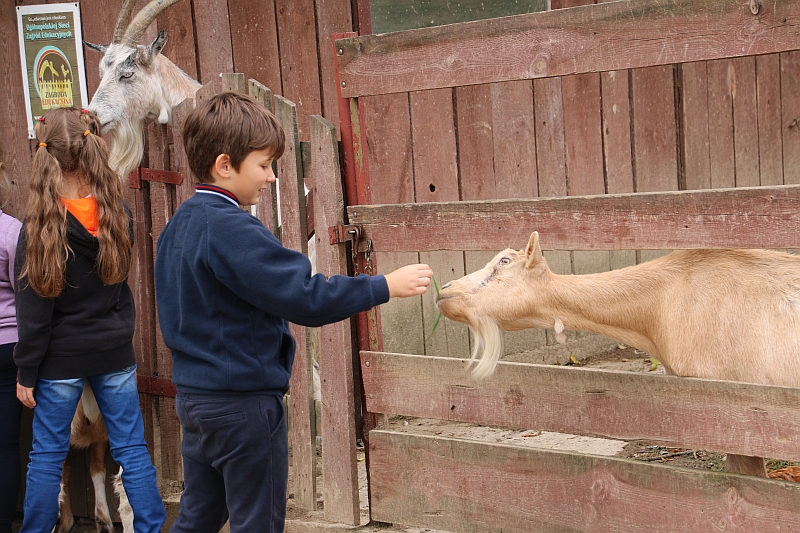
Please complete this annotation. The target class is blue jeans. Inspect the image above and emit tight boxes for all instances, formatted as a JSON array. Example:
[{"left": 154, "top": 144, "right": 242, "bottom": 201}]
[
  {"left": 19, "top": 366, "right": 165, "bottom": 533},
  {"left": 170, "top": 392, "right": 288, "bottom": 533}
]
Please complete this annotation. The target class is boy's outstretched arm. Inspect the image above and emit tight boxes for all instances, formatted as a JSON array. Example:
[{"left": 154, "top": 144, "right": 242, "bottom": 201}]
[{"left": 385, "top": 264, "right": 433, "bottom": 298}]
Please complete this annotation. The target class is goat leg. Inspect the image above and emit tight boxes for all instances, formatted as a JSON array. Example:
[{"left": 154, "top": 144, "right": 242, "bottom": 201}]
[
  {"left": 89, "top": 441, "right": 115, "bottom": 533},
  {"left": 54, "top": 462, "right": 74, "bottom": 533}
]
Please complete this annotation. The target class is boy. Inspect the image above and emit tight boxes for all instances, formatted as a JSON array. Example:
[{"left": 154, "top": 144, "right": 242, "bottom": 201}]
[{"left": 154, "top": 92, "right": 432, "bottom": 533}]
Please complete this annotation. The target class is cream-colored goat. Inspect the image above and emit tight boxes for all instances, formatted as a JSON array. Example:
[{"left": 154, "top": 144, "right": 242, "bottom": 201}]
[{"left": 436, "top": 231, "right": 800, "bottom": 477}]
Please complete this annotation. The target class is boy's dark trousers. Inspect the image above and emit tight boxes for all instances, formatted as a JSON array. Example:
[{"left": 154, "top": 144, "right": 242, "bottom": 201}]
[{"left": 171, "top": 391, "right": 289, "bottom": 533}]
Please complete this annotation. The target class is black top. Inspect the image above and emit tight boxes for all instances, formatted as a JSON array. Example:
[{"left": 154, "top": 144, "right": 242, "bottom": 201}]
[{"left": 13, "top": 207, "right": 136, "bottom": 387}]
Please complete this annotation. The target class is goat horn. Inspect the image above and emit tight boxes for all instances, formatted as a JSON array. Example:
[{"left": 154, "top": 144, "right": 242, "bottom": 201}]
[
  {"left": 112, "top": 0, "right": 138, "bottom": 44},
  {"left": 122, "top": 0, "right": 184, "bottom": 47}
]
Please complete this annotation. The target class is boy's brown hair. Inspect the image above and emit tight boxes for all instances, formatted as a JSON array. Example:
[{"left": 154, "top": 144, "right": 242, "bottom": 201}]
[{"left": 182, "top": 92, "right": 285, "bottom": 183}]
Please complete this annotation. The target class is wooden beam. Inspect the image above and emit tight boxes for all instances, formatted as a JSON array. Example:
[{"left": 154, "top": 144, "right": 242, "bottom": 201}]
[
  {"left": 335, "top": 0, "right": 800, "bottom": 97},
  {"left": 360, "top": 352, "right": 800, "bottom": 462},
  {"left": 368, "top": 430, "right": 800, "bottom": 533},
  {"left": 347, "top": 184, "right": 800, "bottom": 251}
]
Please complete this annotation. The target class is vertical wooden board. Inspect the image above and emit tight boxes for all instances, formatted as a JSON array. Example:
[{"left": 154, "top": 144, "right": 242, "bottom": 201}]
[
  {"left": 171, "top": 96, "right": 197, "bottom": 206},
  {"left": 631, "top": 65, "right": 678, "bottom": 193},
  {"left": 456, "top": 84, "right": 496, "bottom": 200},
  {"left": 533, "top": 77, "right": 567, "bottom": 198},
  {"left": 249, "top": 80, "right": 280, "bottom": 233},
  {"left": 228, "top": 0, "right": 282, "bottom": 94},
  {"left": 680, "top": 62, "right": 711, "bottom": 190},
  {"left": 600, "top": 70, "right": 634, "bottom": 194},
  {"left": 409, "top": 89, "right": 469, "bottom": 359},
  {"left": 756, "top": 54, "right": 784, "bottom": 186},
  {"left": 732, "top": 56, "right": 760, "bottom": 188},
  {"left": 562, "top": 74, "right": 604, "bottom": 196},
  {"left": 562, "top": 72, "right": 609, "bottom": 276},
  {"left": 193, "top": 0, "right": 234, "bottom": 84},
  {"left": 315, "top": 0, "right": 353, "bottom": 130},
  {"left": 275, "top": 95, "right": 316, "bottom": 510},
  {"left": 361, "top": 93, "right": 424, "bottom": 356},
  {"left": 277, "top": 0, "right": 323, "bottom": 140},
  {"left": 1, "top": 0, "right": 32, "bottom": 217},
  {"left": 75, "top": 0, "right": 115, "bottom": 98},
  {"left": 310, "top": 115, "right": 360, "bottom": 525},
  {"left": 706, "top": 59, "right": 736, "bottom": 189},
  {"left": 490, "top": 81, "right": 538, "bottom": 198},
  {"left": 158, "top": 0, "right": 199, "bottom": 81},
  {"left": 781, "top": 51, "right": 800, "bottom": 185}
]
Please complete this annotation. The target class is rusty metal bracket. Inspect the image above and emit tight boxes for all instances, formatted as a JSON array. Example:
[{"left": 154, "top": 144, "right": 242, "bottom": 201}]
[
  {"left": 328, "top": 224, "right": 363, "bottom": 273},
  {"left": 137, "top": 375, "right": 177, "bottom": 397},
  {"left": 129, "top": 168, "right": 184, "bottom": 189}
]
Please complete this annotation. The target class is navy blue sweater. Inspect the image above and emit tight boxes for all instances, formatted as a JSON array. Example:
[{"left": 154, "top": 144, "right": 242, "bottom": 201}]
[{"left": 154, "top": 187, "right": 390, "bottom": 395}]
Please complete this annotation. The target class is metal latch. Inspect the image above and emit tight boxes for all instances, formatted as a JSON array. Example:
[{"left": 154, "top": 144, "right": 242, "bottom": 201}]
[{"left": 328, "top": 224, "right": 369, "bottom": 274}]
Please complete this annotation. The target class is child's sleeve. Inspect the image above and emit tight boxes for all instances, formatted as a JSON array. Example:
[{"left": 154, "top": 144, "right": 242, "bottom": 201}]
[{"left": 208, "top": 213, "right": 390, "bottom": 327}]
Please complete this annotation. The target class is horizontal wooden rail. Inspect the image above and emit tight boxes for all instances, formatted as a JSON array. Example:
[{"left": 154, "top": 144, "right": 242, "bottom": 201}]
[
  {"left": 347, "top": 185, "right": 800, "bottom": 252},
  {"left": 336, "top": 0, "right": 800, "bottom": 97},
  {"left": 360, "top": 351, "right": 800, "bottom": 462},
  {"left": 369, "top": 431, "right": 800, "bottom": 533}
]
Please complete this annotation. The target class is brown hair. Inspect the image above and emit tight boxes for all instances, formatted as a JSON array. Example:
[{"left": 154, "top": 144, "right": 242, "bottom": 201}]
[
  {"left": 25, "top": 107, "right": 132, "bottom": 298},
  {"left": 182, "top": 92, "right": 285, "bottom": 183}
]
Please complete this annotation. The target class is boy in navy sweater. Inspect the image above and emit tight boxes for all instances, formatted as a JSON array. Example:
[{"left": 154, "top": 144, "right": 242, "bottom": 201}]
[{"left": 154, "top": 92, "right": 432, "bottom": 533}]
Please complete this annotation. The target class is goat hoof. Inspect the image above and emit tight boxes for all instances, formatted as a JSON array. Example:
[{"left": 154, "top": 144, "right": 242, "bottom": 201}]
[
  {"left": 54, "top": 516, "right": 75, "bottom": 533},
  {"left": 96, "top": 519, "right": 115, "bottom": 533}
]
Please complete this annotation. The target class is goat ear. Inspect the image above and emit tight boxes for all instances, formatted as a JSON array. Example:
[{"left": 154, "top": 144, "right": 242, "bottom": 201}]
[
  {"left": 148, "top": 30, "right": 168, "bottom": 56},
  {"left": 524, "top": 231, "right": 543, "bottom": 269},
  {"left": 84, "top": 41, "right": 108, "bottom": 54}
]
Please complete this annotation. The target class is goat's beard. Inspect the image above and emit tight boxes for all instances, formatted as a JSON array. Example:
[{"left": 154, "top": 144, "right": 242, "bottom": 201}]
[
  {"left": 108, "top": 119, "right": 144, "bottom": 181},
  {"left": 468, "top": 315, "right": 504, "bottom": 379}
]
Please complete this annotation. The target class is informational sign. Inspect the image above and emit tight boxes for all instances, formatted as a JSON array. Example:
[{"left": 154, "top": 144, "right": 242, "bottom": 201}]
[{"left": 17, "top": 3, "right": 89, "bottom": 139}]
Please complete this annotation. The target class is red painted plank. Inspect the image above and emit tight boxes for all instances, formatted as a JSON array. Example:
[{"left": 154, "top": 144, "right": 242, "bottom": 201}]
[
  {"left": 336, "top": 0, "right": 800, "bottom": 98},
  {"left": 631, "top": 66, "right": 678, "bottom": 192},
  {"left": 680, "top": 61, "right": 712, "bottom": 190},
  {"left": 707, "top": 59, "right": 736, "bottom": 189},
  {"left": 410, "top": 89, "right": 459, "bottom": 203},
  {"left": 192, "top": 0, "right": 234, "bottom": 84},
  {"left": 781, "top": 51, "right": 800, "bottom": 185},
  {"left": 491, "top": 81, "right": 538, "bottom": 198},
  {"left": 455, "top": 84, "right": 495, "bottom": 201},
  {"left": 368, "top": 430, "right": 800, "bottom": 533},
  {"left": 315, "top": 0, "right": 352, "bottom": 129},
  {"left": 310, "top": 115, "right": 360, "bottom": 525},
  {"left": 533, "top": 77, "right": 566, "bottom": 198},
  {"left": 346, "top": 185, "right": 800, "bottom": 252},
  {"left": 732, "top": 56, "right": 760, "bottom": 187},
  {"left": 562, "top": 73, "right": 604, "bottom": 195},
  {"left": 277, "top": 0, "right": 322, "bottom": 139},
  {"left": 228, "top": 0, "right": 282, "bottom": 94},
  {"left": 756, "top": 54, "right": 784, "bottom": 186},
  {"left": 360, "top": 352, "right": 800, "bottom": 462}
]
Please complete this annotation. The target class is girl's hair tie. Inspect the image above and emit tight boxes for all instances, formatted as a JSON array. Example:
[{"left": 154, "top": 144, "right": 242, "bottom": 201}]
[
  {"left": 81, "top": 109, "right": 89, "bottom": 114},
  {"left": 83, "top": 130, "right": 91, "bottom": 137},
  {"left": 38, "top": 142, "right": 47, "bottom": 148},
  {"left": 37, "top": 117, "right": 45, "bottom": 123}
]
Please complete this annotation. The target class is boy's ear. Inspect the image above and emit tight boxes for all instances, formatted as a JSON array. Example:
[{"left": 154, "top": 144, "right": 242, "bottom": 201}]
[{"left": 211, "top": 154, "right": 232, "bottom": 181}]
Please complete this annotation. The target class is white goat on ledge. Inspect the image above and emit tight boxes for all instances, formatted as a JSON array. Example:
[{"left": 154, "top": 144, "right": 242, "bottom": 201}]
[{"left": 436, "top": 231, "right": 800, "bottom": 478}]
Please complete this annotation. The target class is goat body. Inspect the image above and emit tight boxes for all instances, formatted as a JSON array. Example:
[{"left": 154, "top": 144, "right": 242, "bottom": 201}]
[{"left": 436, "top": 231, "right": 800, "bottom": 476}]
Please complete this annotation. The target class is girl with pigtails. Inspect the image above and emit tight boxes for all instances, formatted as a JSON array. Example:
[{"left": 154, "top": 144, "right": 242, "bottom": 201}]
[{"left": 14, "top": 108, "right": 165, "bottom": 533}]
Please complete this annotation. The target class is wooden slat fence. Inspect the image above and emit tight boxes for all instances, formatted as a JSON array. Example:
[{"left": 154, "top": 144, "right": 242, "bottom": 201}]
[{"left": 326, "top": 0, "right": 800, "bottom": 530}]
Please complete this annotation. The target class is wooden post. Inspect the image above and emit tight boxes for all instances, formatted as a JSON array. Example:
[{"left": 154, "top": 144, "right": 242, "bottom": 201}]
[
  {"left": 310, "top": 115, "right": 361, "bottom": 525},
  {"left": 275, "top": 95, "right": 317, "bottom": 511}
]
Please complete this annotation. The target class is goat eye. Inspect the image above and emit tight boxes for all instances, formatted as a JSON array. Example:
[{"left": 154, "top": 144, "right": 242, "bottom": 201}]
[
  {"left": 499, "top": 257, "right": 511, "bottom": 265},
  {"left": 119, "top": 71, "right": 133, "bottom": 80}
]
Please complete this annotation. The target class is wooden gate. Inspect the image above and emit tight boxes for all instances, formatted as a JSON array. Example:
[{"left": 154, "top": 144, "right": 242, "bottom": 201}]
[{"left": 323, "top": 0, "right": 800, "bottom": 530}]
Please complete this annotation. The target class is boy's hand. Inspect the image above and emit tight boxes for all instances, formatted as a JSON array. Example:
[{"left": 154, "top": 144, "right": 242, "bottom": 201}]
[
  {"left": 17, "top": 383, "right": 35, "bottom": 408},
  {"left": 385, "top": 264, "right": 433, "bottom": 298}
]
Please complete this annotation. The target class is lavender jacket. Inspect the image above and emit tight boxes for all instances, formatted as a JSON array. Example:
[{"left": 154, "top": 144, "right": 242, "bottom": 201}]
[{"left": 0, "top": 210, "right": 21, "bottom": 345}]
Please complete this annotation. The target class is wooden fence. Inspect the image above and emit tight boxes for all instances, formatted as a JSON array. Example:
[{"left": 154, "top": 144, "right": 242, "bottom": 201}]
[{"left": 324, "top": 0, "right": 800, "bottom": 530}]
